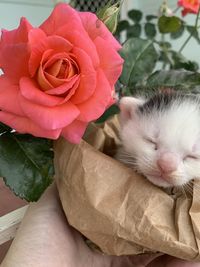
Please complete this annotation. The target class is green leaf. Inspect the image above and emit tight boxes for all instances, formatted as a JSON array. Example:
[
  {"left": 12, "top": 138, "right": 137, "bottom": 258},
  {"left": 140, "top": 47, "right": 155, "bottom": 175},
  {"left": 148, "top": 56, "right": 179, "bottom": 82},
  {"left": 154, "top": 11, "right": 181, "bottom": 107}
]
[
  {"left": 116, "top": 20, "right": 130, "bottom": 34},
  {"left": 159, "top": 41, "right": 172, "bottom": 49},
  {"left": 170, "top": 51, "right": 199, "bottom": 71},
  {"left": 96, "top": 104, "right": 119, "bottom": 123},
  {"left": 146, "top": 70, "right": 200, "bottom": 92},
  {"left": 144, "top": 22, "right": 156, "bottom": 39},
  {"left": 146, "top": 15, "right": 157, "bottom": 21},
  {"left": 170, "top": 23, "right": 185, "bottom": 39},
  {"left": 97, "top": 0, "right": 119, "bottom": 19},
  {"left": 0, "top": 123, "right": 11, "bottom": 134},
  {"left": 97, "top": 1, "right": 121, "bottom": 33},
  {"left": 0, "top": 133, "right": 54, "bottom": 201},
  {"left": 120, "top": 38, "right": 158, "bottom": 87},
  {"left": 128, "top": 9, "right": 142, "bottom": 22},
  {"left": 127, "top": 24, "right": 141, "bottom": 38},
  {"left": 158, "top": 16, "right": 182, "bottom": 33},
  {"left": 186, "top": 26, "right": 200, "bottom": 43}
]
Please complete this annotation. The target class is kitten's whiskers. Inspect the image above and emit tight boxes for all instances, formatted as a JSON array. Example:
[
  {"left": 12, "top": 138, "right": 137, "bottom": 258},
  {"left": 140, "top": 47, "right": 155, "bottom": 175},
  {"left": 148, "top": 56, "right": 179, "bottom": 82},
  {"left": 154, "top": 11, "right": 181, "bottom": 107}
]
[{"left": 180, "top": 185, "right": 188, "bottom": 200}]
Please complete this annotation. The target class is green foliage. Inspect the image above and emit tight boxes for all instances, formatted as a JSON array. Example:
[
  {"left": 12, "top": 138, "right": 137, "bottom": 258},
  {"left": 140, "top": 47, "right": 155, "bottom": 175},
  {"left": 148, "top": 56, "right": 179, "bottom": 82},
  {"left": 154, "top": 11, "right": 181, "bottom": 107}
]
[
  {"left": 97, "top": 1, "right": 120, "bottom": 33},
  {"left": 120, "top": 38, "right": 158, "bottom": 89},
  {"left": 146, "top": 70, "right": 200, "bottom": 92},
  {"left": 146, "top": 15, "right": 157, "bottom": 21},
  {"left": 158, "top": 16, "right": 182, "bottom": 33},
  {"left": 186, "top": 26, "right": 200, "bottom": 43},
  {"left": 128, "top": 9, "right": 143, "bottom": 22},
  {"left": 96, "top": 104, "right": 120, "bottom": 123},
  {"left": 97, "top": 1, "right": 121, "bottom": 33},
  {"left": 117, "top": 5, "right": 200, "bottom": 92},
  {"left": 116, "top": 20, "right": 130, "bottom": 34},
  {"left": 145, "top": 23, "right": 157, "bottom": 39},
  {"left": 170, "top": 23, "right": 185, "bottom": 39},
  {"left": 127, "top": 24, "right": 141, "bottom": 38},
  {"left": 0, "top": 122, "right": 11, "bottom": 134},
  {"left": 0, "top": 129, "right": 54, "bottom": 201},
  {"left": 170, "top": 51, "right": 199, "bottom": 71}
]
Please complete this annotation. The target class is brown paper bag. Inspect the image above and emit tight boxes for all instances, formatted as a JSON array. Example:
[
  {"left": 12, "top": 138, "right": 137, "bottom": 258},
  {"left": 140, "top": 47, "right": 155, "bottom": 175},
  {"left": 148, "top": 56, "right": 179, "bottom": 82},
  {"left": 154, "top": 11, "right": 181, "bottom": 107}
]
[{"left": 54, "top": 116, "right": 200, "bottom": 261}]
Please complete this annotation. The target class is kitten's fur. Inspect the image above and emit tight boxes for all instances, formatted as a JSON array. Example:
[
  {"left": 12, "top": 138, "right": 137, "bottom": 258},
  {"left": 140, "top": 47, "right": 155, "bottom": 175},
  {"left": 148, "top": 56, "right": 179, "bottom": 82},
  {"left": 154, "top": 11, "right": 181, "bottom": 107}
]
[{"left": 117, "top": 92, "right": 200, "bottom": 188}]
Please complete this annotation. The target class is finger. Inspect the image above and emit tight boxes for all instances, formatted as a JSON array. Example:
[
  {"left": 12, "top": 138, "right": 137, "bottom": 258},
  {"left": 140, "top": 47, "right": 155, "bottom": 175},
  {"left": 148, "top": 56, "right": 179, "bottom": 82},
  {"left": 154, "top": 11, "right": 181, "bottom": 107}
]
[
  {"left": 93, "top": 252, "right": 162, "bottom": 267},
  {"left": 147, "top": 255, "right": 200, "bottom": 267}
]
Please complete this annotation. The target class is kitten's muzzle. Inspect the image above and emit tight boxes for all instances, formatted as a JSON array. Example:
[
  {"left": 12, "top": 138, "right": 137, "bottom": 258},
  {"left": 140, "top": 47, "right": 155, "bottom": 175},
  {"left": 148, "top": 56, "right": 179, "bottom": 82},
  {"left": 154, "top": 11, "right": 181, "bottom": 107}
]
[{"left": 157, "top": 152, "right": 180, "bottom": 174}]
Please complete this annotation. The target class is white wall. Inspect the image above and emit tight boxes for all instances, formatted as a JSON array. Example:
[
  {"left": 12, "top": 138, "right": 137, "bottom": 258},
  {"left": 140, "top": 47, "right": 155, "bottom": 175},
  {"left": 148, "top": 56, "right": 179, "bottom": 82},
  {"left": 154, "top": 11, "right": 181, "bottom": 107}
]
[{"left": 0, "top": 1, "right": 68, "bottom": 29}]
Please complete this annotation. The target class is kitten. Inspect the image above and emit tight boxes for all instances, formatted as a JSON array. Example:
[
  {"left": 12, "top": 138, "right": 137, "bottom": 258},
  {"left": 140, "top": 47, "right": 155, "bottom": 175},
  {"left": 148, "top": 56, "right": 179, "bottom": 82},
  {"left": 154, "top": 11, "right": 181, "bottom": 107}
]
[{"left": 117, "top": 92, "right": 200, "bottom": 188}]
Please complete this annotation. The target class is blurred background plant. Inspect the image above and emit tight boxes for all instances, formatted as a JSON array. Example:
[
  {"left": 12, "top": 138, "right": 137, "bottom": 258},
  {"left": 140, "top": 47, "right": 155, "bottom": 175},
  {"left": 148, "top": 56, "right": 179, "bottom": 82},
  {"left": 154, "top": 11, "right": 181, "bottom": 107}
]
[
  {"left": 116, "top": 0, "right": 200, "bottom": 96},
  {"left": 97, "top": 0, "right": 200, "bottom": 122}
]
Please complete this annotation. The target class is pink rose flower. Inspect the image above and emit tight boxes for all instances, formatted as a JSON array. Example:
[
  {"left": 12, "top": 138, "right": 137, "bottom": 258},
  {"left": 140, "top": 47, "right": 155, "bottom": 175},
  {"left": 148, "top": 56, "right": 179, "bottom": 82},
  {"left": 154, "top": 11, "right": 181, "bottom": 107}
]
[
  {"left": 178, "top": 0, "right": 200, "bottom": 16},
  {"left": 0, "top": 3, "right": 123, "bottom": 143}
]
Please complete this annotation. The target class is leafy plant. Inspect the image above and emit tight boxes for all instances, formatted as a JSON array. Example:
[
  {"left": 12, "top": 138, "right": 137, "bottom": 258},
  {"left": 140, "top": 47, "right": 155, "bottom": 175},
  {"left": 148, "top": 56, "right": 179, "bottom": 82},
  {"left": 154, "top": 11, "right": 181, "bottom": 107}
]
[
  {"left": 99, "top": 1, "right": 200, "bottom": 121},
  {"left": 0, "top": 124, "right": 54, "bottom": 201},
  {"left": 115, "top": 2, "right": 200, "bottom": 97}
]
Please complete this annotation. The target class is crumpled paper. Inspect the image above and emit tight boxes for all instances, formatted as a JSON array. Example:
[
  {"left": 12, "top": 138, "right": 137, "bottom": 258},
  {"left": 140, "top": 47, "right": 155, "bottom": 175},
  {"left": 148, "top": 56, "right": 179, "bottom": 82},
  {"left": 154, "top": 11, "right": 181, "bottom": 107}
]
[{"left": 54, "top": 116, "right": 200, "bottom": 261}]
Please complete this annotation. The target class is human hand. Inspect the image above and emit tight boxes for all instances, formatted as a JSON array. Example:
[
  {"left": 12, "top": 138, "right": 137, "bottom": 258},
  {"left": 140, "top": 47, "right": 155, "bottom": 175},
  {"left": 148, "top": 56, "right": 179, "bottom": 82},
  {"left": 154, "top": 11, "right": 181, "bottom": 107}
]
[{"left": 1, "top": 184, "right": 200, "bottom": 267}]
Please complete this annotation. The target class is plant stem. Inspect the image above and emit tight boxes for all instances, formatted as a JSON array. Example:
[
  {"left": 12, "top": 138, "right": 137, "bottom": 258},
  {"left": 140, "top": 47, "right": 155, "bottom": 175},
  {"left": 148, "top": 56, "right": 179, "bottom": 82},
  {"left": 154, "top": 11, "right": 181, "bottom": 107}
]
[
  {"left": 119, "top": 0, "right": 125, "bottom": 8},
  {"left": 173, "top": 6, "right": 180, "bottom": 14},
  {"left": 179, "top": 7, "right": 200, "bottom": 53}
]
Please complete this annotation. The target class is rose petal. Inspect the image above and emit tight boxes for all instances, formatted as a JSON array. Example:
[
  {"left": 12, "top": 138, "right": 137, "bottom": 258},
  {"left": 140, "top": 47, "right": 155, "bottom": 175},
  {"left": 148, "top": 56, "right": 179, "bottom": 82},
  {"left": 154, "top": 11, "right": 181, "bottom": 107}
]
[
  {"left": 28, "top": 28, "right": 46, "bottom": 46},
  {"left": 0, "top": 75, "right": 24, "bottom": 115},
  {"left": 0, "top": 18, "right": 32, "bottom": 83},
  {"left": 43, "top": 52, "right": 78, "bottom": 72},
  {"left": 70, "top": 47, "right": 96, "bottom": 104},
  {"left": 19, "top": 94, "right": 80, "bottom": 130},
  {"left": 77, "top": 69, "right": 112, "bottom": 122},
  {"left": 61, "top": 119, "right": 88, "bottom": 143},
  {"left": 29, "top": 35, "right": 73, "bottom": 77},
  {"left": 40, "top": 3, "right": 83, "bottom": 36},
  {"left": 0, "top": 17, "right": 32, "bottom": 45},
  {"left": 61, "top": 79, "right": 80, "bottom": 103},
  {"left": 45, "top": 59, "right": 63, "bottom": 77},
  {"left": 0, "top": 111, "right": 61, "bottom": 139},
  {"left": 94, "top": 37, "right": 123, "bottom": 87},
  {"left": 178, "top": 0, "right": 200, "bottom": 12},
  {"left": 45, "top": 74, "right": 80, "bottom": 95},
  {"left": 55, "top": 27, "right": 99, "bottom": 68},
  {"left": 181, "top": 8, "right": 189, "bottom": 16},
  {"left": 37, "top": 64, "right": 53, "bottom": 90},
  {"left": 78, "top": 12, "right": 121, "bottom": 51},
  {"left": 0, "top": 45, "right": 30, "bottom": 83},
  {"left": 20, "top": 77, "right": 63, "bottom": 107}
]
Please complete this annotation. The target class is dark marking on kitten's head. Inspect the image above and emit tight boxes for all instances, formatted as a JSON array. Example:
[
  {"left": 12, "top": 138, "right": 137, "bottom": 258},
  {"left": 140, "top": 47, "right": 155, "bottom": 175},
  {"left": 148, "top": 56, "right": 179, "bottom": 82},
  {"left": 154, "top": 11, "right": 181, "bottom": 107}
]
[{"left": 138, "top": 92, "right": 199, "bottom": 115}]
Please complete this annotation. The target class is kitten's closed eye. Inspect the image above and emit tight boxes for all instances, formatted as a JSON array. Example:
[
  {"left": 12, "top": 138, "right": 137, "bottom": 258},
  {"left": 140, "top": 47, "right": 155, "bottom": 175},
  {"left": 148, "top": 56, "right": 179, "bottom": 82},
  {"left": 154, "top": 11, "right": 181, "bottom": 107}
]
[
  {"left": 183, "top": 154, "right": 199, "bottom": 161},
  {"left": 144, "top": 137, "right": 158, "bottom": 150}
]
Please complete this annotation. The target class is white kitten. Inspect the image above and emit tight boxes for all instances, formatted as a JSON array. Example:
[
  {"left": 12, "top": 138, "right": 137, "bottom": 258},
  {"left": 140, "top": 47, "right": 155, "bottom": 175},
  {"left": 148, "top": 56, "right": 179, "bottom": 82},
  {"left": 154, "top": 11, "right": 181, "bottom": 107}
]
[{"left": 117, "top": 93, "right": 200, "bottom": 188}]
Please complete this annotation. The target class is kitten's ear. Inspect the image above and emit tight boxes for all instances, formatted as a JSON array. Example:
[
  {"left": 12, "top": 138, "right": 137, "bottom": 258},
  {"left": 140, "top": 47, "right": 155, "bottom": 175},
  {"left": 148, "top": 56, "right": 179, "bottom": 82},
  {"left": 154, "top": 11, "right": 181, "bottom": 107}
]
[{"left": 119, "top": 97, "right": 144, "bottom": 124}]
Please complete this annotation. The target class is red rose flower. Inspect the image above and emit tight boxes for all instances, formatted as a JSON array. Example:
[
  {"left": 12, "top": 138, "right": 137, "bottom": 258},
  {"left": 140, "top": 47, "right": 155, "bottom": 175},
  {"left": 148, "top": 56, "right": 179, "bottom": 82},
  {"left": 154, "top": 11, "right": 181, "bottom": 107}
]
[
  {"left": 178, "top": 0, "right": 200, "bottom": 16},
  {"left": 0, "top": 3, "right": 123, "bottom": 143}
]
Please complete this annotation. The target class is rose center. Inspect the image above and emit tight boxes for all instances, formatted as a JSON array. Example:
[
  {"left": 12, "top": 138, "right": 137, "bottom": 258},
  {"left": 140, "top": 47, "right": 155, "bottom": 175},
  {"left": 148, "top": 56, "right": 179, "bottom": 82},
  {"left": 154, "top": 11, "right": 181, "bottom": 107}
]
[{"left": 37, "top": 53, "right": 80, "bottom": 91}]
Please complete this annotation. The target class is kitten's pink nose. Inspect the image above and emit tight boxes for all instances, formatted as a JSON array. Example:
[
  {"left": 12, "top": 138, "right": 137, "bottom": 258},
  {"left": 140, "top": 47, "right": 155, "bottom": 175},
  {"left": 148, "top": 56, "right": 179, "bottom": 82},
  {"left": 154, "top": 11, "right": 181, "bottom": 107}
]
[{"left": 157, "top": 152, "right": 179, "bottom": 174}]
